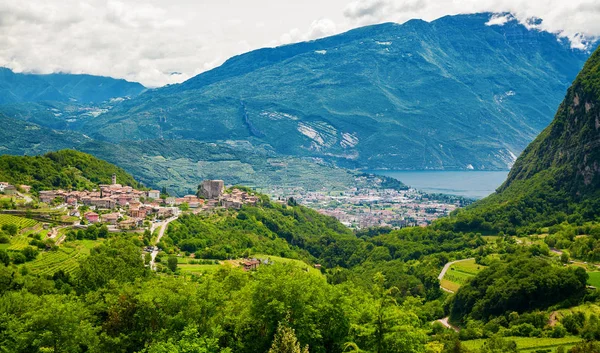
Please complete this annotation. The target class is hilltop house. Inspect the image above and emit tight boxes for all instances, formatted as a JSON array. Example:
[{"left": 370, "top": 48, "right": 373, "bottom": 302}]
[{"left": 148, "top": 190, "right": 160, "bottom": 199}]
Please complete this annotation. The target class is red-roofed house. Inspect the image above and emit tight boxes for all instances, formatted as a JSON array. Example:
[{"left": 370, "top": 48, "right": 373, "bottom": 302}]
[{"left": 85, "top": 212, "right": 99, "bottom": 223}]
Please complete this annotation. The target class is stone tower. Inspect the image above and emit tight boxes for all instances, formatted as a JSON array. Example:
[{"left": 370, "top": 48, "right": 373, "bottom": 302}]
[
  {"left": 112, "top": 173, "right": 117, "bottom": 185},
  {"left": 199, "top": 180, "right": 224, "bottom": 199}
]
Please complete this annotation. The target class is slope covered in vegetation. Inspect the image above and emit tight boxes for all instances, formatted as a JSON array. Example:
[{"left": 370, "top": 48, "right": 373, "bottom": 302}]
[
  {"left": 0, "top": 149, "right": 141, "bottom": 191},
  {"left": 440, "top": 46, "right": 600, "bottom": 234}
]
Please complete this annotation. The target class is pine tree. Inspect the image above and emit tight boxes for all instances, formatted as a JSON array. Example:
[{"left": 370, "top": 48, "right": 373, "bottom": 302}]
[{"left": 268, "top": 320, "right": 309, "bottom": 353}]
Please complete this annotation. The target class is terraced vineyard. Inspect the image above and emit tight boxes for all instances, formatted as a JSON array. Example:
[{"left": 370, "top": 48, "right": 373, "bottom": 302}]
[
  {"left": 25, "top": 241, "right": 97, "bottom": 276},
  {"left": 0, "top": 214, "right": 37, "bottom": 230},
  {"left": 6, "top": 235, "right": 31, "bottom": 251}
]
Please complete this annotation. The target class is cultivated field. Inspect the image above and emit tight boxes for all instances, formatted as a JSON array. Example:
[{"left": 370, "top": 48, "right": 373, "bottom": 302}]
[
  {"left": 24, "top": 240, "right": 99, "bottom": 276},
  {"left": 173, "top": 253, "right": 321, "bottom": 276},
  {"left": 0, "top": 214, "right": 37, "bottom": 230},
  {"left": 462, "top": 336, "right": 582, "bottom": 352},
  {"left": 587, "top": 272, "right": 600, "bottom": 287},
  {"left": 442, "top": 259, "right": 484, "bottom": 292}
]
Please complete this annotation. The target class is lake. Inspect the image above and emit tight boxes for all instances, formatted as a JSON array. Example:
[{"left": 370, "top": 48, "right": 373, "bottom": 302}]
[{"left": 369, "top": 170, "right": 510, "bottom": 199}]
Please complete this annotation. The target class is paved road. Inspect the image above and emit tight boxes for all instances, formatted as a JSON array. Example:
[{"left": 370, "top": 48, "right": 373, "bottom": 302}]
[{"left": 149, "top": 216, "right": 178, "bottom": 270}]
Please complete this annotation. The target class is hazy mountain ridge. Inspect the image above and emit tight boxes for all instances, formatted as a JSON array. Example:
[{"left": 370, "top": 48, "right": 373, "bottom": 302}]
[
  {"left": 83, "top": 13, "right": 596, "bottom": 170},
  {"left": 0, "top": 68, "right": 145, "bottom": 104}
]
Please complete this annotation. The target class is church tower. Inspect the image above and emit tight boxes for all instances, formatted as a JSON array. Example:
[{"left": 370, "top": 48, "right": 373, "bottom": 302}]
[{"left": 112, "top": 173, "right": 117, "bottom": 185}]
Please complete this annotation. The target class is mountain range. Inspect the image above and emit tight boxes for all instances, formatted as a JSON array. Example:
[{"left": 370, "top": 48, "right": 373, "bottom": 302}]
[
  {"left": 82, "top": 13, "right": 596, "bottom": 170},
  {"left": 1, "top": 12, "right": 598, "bottom": 194}
]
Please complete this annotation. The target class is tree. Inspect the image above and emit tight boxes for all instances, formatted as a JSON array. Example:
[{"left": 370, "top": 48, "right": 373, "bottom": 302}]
[
  {"left": 0, "top": 249, "right": 9, "bottom": 266},
  {"left": 167, "top": 256, "right": 178, "bottom": 272},
  {"left": 4, "top": 293, "right": 99, "bottom": 352},
  {"left": 77, "top": 238, "right": 147, "bottom": 292},
  {"left": 11, "top": 252, "right": 26, "bottom": 264},
  {"left": 98, "top": 225, "right": 109, "bottom": 238},
  {"left": 22, "top": 246, "right": 39, "bottom": 261},
  {"left": 350, "top": 273, "right": 426, "bottom": 353},
  {"left": 1, "top": 224, "right": 18, "bottom": 236},
  {"left": 269, "top": 319, "right": 309, "bottom": 353},
  {"left": 144, "top": 253, "right": 152, "bottom": 265},
  {"left": 569, "top": 341, "right": 600, "bottom": 353},
  {"left": 161, "top": 186, "right": 169, "bottom": 199}
]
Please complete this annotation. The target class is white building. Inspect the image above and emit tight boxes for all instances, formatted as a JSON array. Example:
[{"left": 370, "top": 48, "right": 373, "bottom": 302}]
[{"left": 147, "top": 190, "right": 160, "bottom": 199}]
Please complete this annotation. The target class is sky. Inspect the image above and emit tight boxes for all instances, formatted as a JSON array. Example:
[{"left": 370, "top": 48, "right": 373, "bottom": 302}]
[{"left": 1, "top": 0, "right": 599, "bottom": 87}]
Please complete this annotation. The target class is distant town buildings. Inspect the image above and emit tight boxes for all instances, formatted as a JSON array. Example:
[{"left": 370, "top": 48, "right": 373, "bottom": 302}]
[{"left": 268, "top": 185, "right": 462, "bottom": 229}]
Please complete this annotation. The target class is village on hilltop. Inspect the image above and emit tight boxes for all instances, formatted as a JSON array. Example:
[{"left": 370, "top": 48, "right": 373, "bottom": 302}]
[{"left": 0, "top": 177, "right": 260, "bottom": 231}]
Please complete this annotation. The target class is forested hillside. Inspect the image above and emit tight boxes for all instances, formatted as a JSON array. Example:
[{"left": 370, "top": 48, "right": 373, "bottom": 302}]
[
  {"left": 0, "top": 114, "right": 90, "bottom": 156},
  {"left": 440, "top": 46, "right": 600, "bottom": 234},
  {"left": 0, "top": 149, "right": 141, "bottom": 191}
]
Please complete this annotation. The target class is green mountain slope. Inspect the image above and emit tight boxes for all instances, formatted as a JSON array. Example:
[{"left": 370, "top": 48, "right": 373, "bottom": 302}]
[
  {"left": 0, "top": 109, "right": 391, "bottom": 195},
  {"left": 0, "top": 149, "right": 140, "bottom": 191},
  {"left": 76, "top": 139, "right": 364, "bottom": 195},
  {"left": 0, "top": 114, "right": 90, "bottom": 156},
  {"left": 83, "top": 13, "right": 595, "bottom": 170},
  {"left": 442, "top": 46, "right": 600, "bottom": 233}
]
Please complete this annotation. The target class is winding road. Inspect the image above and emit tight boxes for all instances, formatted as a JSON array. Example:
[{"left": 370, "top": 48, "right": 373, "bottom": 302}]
[{"left": 149, "top": 216, "right": 178, "bottom": 270}]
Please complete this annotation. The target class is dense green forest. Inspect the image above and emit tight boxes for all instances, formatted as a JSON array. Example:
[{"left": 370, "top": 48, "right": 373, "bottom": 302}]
[
  {"left": 0, "top": 149, "right": 141, "bottom": 192},
  {"left": 1, "top": 205, "right": 598, "bottom": 353},
  {"left": 451, "top": 256, "right": 587, "bottom": 322}
]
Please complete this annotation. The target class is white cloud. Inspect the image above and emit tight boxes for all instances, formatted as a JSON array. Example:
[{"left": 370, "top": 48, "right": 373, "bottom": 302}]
[
  {"left": 0, "top": 0, "right": 598, "bottom": 87},
  {"left": 485, "top": 13, "right": 514, "bottom": 26},
  {"left": 342, "top": 0, "right": 600, "bottom": 49},
  {"left": 276, "top": 18, "right": 338, "bottom": 46}
]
